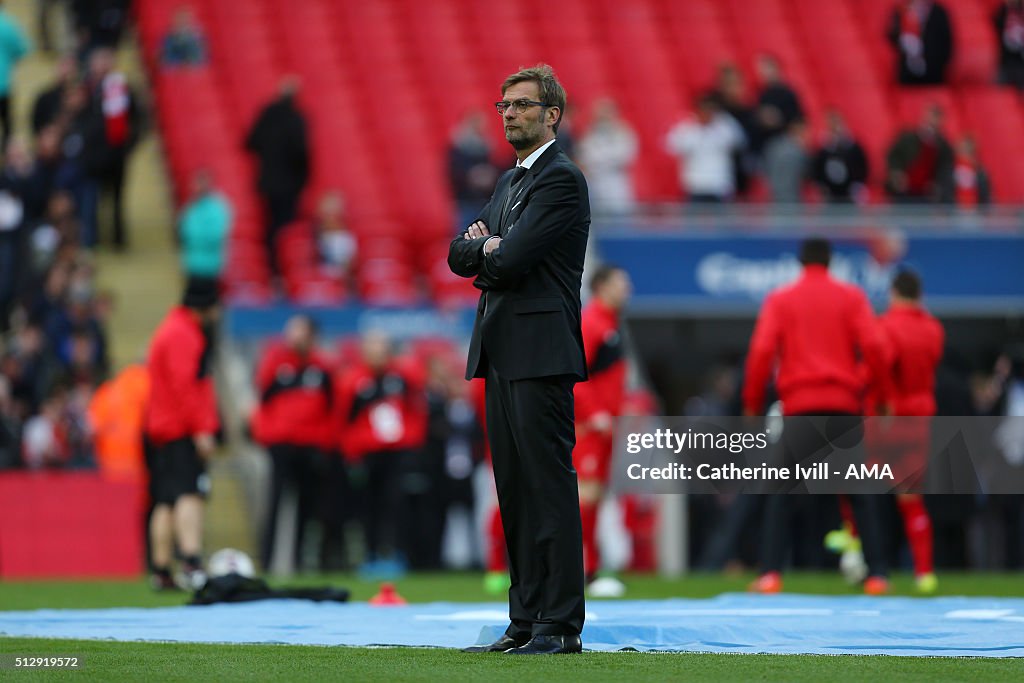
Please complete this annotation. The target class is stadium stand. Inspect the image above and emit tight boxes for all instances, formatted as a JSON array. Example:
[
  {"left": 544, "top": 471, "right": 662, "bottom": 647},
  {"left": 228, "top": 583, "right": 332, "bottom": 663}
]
[{"left": 136, "top": 0, "right": 1024, "bottom": 304}]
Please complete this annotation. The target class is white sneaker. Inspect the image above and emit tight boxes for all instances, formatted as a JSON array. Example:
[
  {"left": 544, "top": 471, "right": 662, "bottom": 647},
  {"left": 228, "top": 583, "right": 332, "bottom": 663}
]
[
  {"left": 839, "top": 548, "right": 868, "bottom": 584},
  {"left": 587, "top": 576, "right": 626, "bottom": 598}
]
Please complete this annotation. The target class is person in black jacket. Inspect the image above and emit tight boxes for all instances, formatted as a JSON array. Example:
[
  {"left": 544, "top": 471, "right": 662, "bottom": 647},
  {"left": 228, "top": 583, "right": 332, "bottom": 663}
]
[
  {"left": 888, "top": 0, "right": 954, "bottom": 85},
  {"left": 754, "top": 54, "right": 804, "bottom": 152},
  {"left": 995, "top": 0, "right": 1024, "bottom": 89},
  {"left": 812, "top": 110, "right": 869, "bottom": 203},
  {"left": 83, "top": 48, "right": 143, "bottom": 250},
  {"left": 449, "top": 64, "right": 589, "bottom": 656},
  {"left": 244, "top": 77, "right": 310, "bottom": 278}
]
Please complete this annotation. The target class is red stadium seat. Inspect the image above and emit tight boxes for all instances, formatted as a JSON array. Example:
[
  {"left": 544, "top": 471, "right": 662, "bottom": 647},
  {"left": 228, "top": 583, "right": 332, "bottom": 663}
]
[{"left": 137, "top": 0, "right": 1021, "bottom": 304}]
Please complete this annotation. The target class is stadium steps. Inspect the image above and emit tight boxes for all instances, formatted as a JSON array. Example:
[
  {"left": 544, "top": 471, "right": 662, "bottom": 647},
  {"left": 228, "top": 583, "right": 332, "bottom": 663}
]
[{"left": 8, "top": 0, "right": 180, "bottom": 371}]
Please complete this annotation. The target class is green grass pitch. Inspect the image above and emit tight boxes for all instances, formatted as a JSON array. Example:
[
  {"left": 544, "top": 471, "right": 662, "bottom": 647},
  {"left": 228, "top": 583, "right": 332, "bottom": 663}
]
[{"left": 2, "top": 572, "right": 1023, "bottom": 681}]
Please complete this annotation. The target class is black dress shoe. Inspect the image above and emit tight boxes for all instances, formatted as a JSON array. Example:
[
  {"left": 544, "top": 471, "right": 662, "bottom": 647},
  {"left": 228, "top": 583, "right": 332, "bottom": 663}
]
[
  {"left": 462, "top": 633, "right": 530, "bottom": 653},
  {"left": 505, "top": 634, "right": 583, "bottom": 655}
]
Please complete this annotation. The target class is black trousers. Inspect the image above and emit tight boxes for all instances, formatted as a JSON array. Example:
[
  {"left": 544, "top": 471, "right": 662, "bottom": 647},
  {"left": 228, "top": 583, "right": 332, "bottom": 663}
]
[
  {"left": 262, "top": 188, "right": 301, "bottom": 276},
  {"left": 486, "top": 365, "right": 585, "bottom": 638},
  {"left": 261, "top": 444, "right": 323, "bottom": 571},
  {"left": 318, "top": 454, "right": 351, "bottom": 571},
  {"left": 759, "top": 413, "right": 888, "bottom": 578},
  {"left": 0, "top": 95, "right": 10, "bottom": 151},
  {"left": 363, "top": 449, "right": 407, "bottom": 561},
  {"left": 100, "top": 157, "right": 127, "bottom": 248}
]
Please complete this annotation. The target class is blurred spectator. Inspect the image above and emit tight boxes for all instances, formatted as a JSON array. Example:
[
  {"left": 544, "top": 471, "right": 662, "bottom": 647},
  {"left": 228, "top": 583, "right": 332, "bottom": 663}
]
[
  {"left": 31, "top": 55, "right": 77, "bottom": 135},
  {"left": 179, "top": 168, "right": 232, "bottom": 281},
  {"left": 952, "top": 136, "right": 992, "bottom": 207},
  {"left": 4, "top": 136, "right": 52, "bottom": 221},
  {"left": 665, "top": 93, "right": 746, "bottom": 203},
  {"left": 683, "top": 364, "right": 739, "bottom": 417},
  {"left": 885, "top": 104, "right": 954, "bottom": 203},
  {"left": 578, "top": 98, "right": 638, "bottom": 215},
  {"left": 447, "top": 111, "right": 500, "bottom": 230},
  {"left": 62, "top": 379, "right": 95, "bottom": 466},
  {"left": 887, "top": 0, "right": 953, "bottom": 86},
  {"left": 160, "top": 7, "right": 207, "bottom": 68},
  {"left": 0, "top": 1, "right": 30, "bottom": 149},
  {"left": 87, "top": 362, "right": 149, "bottom": 481},
  {"left": 712, "top": 63, "right": 759, "bottom": 196},
  {"left": 252, "top": 314, "right": 334, "bottom": 573},
  {"left": 72, "top": 0, "right": 129, "bottom": 57},
  {"left": 49, "top": 82, "right": 98, "bottom": 246},
  {"left": 312, "top": 190, "right": 357, "bottom": 282},
  {"left": 428, "top": 359, "right": 484, "bottom": 570},
  {"left": 556, "top": 102, "right": 578, "bottom": 161},
  {"left": 7, "top": 322, "right": 59, "bottom": 414},
  {"left": 334, "top": 331, "right": 428, "bottom": 571},
  {"left": 85, "top": 47, "right": 142, "bottom": 250},
  {"left": 21, "top": 384, "right": 68, "bottom": 469},
  {"left": 763, "top": 118, "right": 810, "bottom": 204},
  {"left": 995, "top": 0, "right": 1024, "bottom": 89},
  {"left": 245, "top": 77, "right": 309, "bottom": 278},
  {"left": 28, "top": 190, "right": 78, "bottom": 278},
  {"left": 44, "top": 258, "right": 109, "bottom": 380},
  {"left": 0, "top": 184, "right": 21, "bottom": 331},
  {"left": 812, "top": 110, "right": 869, "bottom": 204},
  {"left": 0, "top": 373, "right": 18, "bottom": 468},
  {"left": 754, "top": 54, "right": 804, "bottom": 151},
  {"left": 29, "top": 260, "right": 71, "bottom": 327}
]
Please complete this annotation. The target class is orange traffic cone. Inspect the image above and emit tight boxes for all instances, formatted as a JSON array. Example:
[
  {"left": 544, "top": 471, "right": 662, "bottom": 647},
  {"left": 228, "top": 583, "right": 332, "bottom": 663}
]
[{"left": 369, "top": 582, "right": 407, "bottom": 606}]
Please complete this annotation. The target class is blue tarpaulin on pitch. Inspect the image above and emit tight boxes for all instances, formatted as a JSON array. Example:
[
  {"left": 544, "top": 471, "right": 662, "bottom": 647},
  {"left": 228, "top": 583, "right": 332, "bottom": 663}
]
[{"left": 2, "top": 594, "right": 1024, "bottom": 657}]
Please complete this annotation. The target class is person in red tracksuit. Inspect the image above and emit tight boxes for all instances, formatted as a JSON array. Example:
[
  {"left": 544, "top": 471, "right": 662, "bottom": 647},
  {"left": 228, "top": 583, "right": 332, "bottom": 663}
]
[
  {"left": 573, "top": 265, "right": 631, "bottom": 586},
  {"left": 335, "top": 331, "right": 427, "bottom": 568},
  {"left": 252, "top": 315, "right": 334, "bottom": 573},
  {"left": 870, "top": 269, "right": 944, "bottom": 592},
  {"left": 743, "top": 238, "right": 891, "bottom": 595},
  {"left": 144, "top": 278, "right": 220, "bottom": 590}
]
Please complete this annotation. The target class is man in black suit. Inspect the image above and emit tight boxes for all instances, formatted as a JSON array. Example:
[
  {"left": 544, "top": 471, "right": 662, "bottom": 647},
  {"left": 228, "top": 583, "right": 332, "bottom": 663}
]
[
  {"left": 448, "top": 65, "right": 589, "bottom": 655},
  {"left": 887, "top": 0, "right": 954, "bottom": 85}
]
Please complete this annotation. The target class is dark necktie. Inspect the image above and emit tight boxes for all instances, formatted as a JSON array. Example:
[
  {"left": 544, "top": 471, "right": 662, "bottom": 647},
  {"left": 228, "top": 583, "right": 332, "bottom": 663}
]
[{"left": 501, "top": 166, "right": 528, "bottom": 226}]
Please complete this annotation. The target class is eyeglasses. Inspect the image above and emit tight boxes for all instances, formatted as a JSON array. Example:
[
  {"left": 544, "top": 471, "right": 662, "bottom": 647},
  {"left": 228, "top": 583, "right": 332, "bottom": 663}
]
[{"left": 494, "top": 99, "right": 548, "bottom": 115}]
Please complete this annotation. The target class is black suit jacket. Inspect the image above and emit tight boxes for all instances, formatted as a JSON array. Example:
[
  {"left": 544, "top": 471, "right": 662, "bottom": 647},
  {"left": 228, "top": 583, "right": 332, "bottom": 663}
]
[
  {"left": 888, "top": 2, "right": 953, "bottom": 85},
  {"left": 448, "top": 142, "right": 590, "bottom": 382}
]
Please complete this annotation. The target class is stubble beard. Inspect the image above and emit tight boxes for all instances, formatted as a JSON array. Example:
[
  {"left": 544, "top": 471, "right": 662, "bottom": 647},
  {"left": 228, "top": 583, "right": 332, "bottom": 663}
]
[{"left": 507, "top": 125, "right": 541, "bottom": 151}]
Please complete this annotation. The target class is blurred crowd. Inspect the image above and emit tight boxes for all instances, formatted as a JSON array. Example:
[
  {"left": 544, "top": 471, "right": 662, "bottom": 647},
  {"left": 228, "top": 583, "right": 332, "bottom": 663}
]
[
  {"left": 449, "top": 1, "right": 1018, "bottom": 211},
  {"left": 249, "top": 321, "right": 486, "bottom": 574},
  {"left": 0, "top": 1, "right": 140, "bottom": 472}
]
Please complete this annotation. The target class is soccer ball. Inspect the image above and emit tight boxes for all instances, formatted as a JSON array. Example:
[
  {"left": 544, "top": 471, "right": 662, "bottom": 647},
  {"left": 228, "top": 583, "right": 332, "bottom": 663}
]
[{"left": 207, "top": 548, "right": 256, "bottom": 579}]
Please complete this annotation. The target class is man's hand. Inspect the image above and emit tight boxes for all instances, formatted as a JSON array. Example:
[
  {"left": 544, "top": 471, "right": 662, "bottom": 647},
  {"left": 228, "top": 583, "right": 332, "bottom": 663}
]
[
  {"left": 464, "top": 220, "right": 490, "bottom": 240},
  {"left": 483, "top": 236, "right": 502, "bottom": 256},
  {"left": 193, "top": 433, "right": 217, "bottom": 460}
]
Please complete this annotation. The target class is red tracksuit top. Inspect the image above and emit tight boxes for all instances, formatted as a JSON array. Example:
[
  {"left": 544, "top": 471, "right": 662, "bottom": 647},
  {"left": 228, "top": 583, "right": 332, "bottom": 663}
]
[
  {"left": 743, "top": 265, "right": 887, "bottom": 416},
  {"left": 252, "top": 342, "right": 335, "bottom": 449},
  {"left": 334, "top": 360, "right": 428, "bottom": 461},
  {"left": 144, "top": 306, "right": 219, "bottom": 445},
  {"left": 875, "top": 305, "right": 945, "bottom": 416},
  {"left": 575, "top": 298, "right": 627, "bottom": 423}
]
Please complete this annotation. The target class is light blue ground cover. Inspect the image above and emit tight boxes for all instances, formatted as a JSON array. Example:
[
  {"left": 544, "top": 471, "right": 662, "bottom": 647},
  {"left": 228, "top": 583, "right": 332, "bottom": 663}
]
[{"left": 2, "top": 594, "right": 1023, "bottom": 657}]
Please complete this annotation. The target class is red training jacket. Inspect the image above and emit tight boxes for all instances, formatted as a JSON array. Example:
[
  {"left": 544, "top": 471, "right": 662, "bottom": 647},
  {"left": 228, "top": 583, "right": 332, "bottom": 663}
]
[
  {"left": 252, "top": 341, "right": 335, "bottom": 449},
  {"left": 875, "top": 305, "right": 945, "bottom": 416},
  {"left": 144, "top": 306, "right": 219, "bottom": 445},
  {"left": 334, "top": 360, "right": 428, "bottom": 461},
  {"left": 575, "top": 298, "right": 627, "bottom": 425},
  {"left": 743, "top": 265, "right": 887, "bottom": 416}
]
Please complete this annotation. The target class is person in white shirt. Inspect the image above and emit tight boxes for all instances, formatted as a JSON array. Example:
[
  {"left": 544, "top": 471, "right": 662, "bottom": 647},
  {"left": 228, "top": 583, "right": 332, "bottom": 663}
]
[
  {"left": 579, "top": 98, "right": 638, "bottom": 215},
  {"left": 665, "top": 94, "right": 746, "bottom": 202}
]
